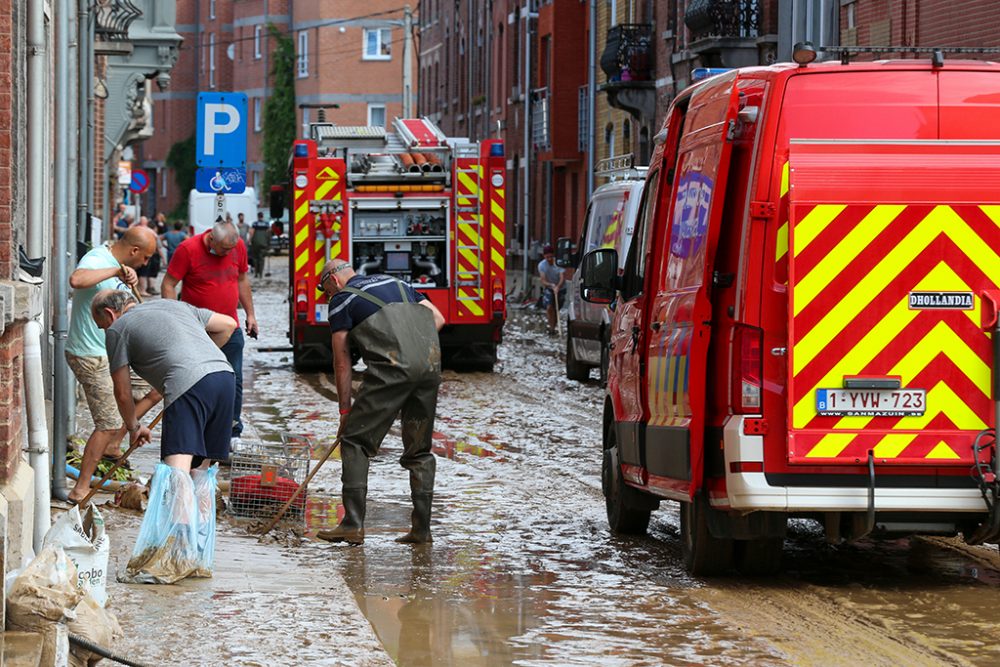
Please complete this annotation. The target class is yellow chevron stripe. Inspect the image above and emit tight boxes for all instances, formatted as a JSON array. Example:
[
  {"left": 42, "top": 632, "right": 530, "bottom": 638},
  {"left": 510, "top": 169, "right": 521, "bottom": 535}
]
[
  {"left": 775, "top": 222, "right": 788, "bottom": 263},
  {"left": 872, "top": 433, "right": 917, "bottom": 459},
  {"left": 792, "top": 262, "right": 981, "bottom": 427},
  {"left": 792, "top": 204, "right": 846, "bottom": 256},
  {"left": 780, "top": 162, "right": 789, "bottom": 197},
  {"left": 314, "top": 180, "right": 336, "bottom": 201},
  {"left": 459, "top": 247, "right": 480, "bottom": 268},
  {"left": 458, "top": 170, "right": 479, "bottom": 193},
  {"left": 793, "top": 205, "right": 905, "bottom": 316},
  {"left": 295, "top": 250, "right": 308, "bottom": 272},
  {"left": 792, "top": 208, "right": 1000, "bottom": 373},
  {"left": 491, "top": 247, "right": 505, "bottom": 271},
  {"left": 492, "top": 196, "right": 505, "bottom": 223},
  {"left": 804, "top": 433, "right": 856, "bottom": 459},
  {"left": 905, "top": 381, "right": 988, "bottom": 430},
  {"left": 925, "top": 442, "right": 960, "bottom": 459},
  {"left": 491, "top": 220, "right": 504, "bottom": 245}
]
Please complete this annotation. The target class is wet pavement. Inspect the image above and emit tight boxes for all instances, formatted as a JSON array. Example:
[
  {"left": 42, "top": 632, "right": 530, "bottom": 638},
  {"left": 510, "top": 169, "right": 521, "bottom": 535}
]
[{"left": 75, "top": 267, "right": 1000, "bottom": 665}]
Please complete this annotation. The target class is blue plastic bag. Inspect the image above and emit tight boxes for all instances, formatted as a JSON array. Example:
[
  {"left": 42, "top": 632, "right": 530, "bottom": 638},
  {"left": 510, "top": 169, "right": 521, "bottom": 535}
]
[{"left": 120, "top": 463, "right": 218, "bottom": 584}]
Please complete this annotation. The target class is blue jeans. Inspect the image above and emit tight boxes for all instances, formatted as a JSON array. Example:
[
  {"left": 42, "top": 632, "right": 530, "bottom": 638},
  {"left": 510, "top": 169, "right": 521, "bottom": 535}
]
[{"left": 220, "top": 327, "right": 244, "bottom": 437}]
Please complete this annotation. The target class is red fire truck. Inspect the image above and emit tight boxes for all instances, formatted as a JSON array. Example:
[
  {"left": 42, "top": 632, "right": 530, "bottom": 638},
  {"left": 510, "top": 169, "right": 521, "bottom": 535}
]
[
  {"left": 579, "top": 46, "right": 1000, "bottom": 575},
  {"left": 276, "top": 118, "right": 507, "bottom": 370}
]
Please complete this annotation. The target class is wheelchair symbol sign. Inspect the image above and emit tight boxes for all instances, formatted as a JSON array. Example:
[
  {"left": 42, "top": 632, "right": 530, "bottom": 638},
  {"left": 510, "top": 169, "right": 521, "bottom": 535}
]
[{"left": 194, "top": 167, "right": 247, "bottom": 194}]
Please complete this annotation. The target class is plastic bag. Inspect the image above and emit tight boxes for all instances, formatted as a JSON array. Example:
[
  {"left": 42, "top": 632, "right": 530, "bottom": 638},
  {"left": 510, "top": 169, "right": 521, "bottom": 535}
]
[
  {"left": 6, "top": 545, "right": 81, "bottom": 667},
  {"left": 119, "top": 463, "right": 218, "bottom": 584},
  {"left": 42, "top": 505, "right": 110, "bottom": 606},
  {"left": 67, "top": 594, "right": 124, "bottom": 667}
]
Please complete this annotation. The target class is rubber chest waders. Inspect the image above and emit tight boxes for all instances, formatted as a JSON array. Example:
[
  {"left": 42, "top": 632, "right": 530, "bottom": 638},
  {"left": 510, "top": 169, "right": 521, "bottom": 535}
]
[{"left": 333, "top": 280, "right": 441, "bottom": 543}]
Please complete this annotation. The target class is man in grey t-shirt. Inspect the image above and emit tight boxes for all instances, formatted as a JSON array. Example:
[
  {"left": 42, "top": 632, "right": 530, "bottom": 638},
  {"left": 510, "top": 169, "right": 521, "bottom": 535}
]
[{"left": 92, "top": 290, "right": 238, "bottom": 472}]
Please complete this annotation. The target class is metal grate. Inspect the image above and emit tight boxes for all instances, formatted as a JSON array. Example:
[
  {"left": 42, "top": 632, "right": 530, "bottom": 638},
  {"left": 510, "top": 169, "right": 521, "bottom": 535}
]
[
  {"left": 95, "top": 0, "right": 142, "bottom": 42},
  {"left": 228, "top": 434, "right": 312, "bottom": 523}
]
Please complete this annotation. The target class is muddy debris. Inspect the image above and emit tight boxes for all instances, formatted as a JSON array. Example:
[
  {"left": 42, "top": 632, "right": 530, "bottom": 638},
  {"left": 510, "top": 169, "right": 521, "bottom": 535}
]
[
  {"left": 120, "top": 537, "right": 212, "bottom": 585},
  {"left": 112, "top": 482, "right": 148, "bottom": 512}
]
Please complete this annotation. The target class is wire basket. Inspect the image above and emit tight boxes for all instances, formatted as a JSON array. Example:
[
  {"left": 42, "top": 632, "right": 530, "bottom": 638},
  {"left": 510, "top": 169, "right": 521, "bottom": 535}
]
[{"left": 228, "top": 434, "right": 312, "bottom": 523}]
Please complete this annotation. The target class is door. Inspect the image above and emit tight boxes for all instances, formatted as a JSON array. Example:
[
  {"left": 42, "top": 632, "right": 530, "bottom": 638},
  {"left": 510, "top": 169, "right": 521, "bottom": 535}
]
[{"left": 644, "top": 74, "right": 740, "bottom": 498}]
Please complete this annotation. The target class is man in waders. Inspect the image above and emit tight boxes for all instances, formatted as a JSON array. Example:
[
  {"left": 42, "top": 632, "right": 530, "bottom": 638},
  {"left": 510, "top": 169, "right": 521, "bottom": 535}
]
[{"left": 317, "top": 262, "right": 445, "bottom": 545}]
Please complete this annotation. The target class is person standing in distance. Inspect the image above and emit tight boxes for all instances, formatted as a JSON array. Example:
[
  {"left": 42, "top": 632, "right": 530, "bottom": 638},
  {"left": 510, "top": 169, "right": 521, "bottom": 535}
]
[
  {"left": 161, "top": 221, "right": 258, "bottom": 441},
  {"left": 317, "top": 261, "right": 445, "bottom": 545},
  {"left": 65, "top": 227, "right": 161, "bottom": 504},
  {"left": 537, "top": 244, "right": 566, "bottom": 336},
  {"left": 249, "top": 211, "right": 271, "bottom": 279}
]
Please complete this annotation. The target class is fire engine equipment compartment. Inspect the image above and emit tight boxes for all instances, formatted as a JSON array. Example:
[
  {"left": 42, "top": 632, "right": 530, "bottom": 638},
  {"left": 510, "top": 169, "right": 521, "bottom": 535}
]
[{"left": 350, "top": 203, "right": 448, "bottom": 287}]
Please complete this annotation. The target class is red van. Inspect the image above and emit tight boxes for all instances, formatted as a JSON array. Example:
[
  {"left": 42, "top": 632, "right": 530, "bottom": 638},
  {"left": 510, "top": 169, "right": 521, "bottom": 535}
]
[{"left": 580, "top": 49, "right": 1000, "bottom": 575}]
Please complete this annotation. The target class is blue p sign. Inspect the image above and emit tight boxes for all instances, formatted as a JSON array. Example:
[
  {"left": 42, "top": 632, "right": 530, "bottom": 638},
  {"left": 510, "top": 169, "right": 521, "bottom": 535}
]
[{"left": 196, "top": 92, "right": 248, "bottom": 168}]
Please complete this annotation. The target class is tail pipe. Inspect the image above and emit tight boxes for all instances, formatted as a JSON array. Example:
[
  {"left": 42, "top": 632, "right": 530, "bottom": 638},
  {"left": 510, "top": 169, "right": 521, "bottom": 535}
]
[{"left": 966, "top": 290, "right": 1000, "bottom": 544}]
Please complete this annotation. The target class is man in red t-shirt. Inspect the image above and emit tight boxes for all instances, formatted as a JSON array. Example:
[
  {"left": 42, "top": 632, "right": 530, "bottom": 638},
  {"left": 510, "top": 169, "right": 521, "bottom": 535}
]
[{"left": 162, "top": 221, "right": 258, "bottom": 440}]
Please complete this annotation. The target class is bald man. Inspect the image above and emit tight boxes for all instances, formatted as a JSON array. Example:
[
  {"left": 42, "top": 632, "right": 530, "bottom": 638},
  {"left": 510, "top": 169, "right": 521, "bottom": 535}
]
[{"left": 66, "top": 226, "right": 162, "bottom": 504}]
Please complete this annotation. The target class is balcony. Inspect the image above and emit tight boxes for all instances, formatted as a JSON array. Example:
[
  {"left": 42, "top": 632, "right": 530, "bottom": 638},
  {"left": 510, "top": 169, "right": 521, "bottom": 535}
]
[
  {"left": 94, "top": 0, "right": 143, "bottom": 56},
  {"left": 683, "top": 0, "right": 763, "bottom": 68},
  {"left": 599, "top": 24, "right": 655, "bottom": 123}
]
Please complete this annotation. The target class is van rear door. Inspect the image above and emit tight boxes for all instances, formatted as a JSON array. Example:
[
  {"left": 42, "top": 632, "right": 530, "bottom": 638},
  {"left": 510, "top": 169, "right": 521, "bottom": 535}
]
[
  {"left": 644, "top": 75, "right": 740, "bottom": 497},
  {"left": 786, "top": 140, "right": 1000, "bottom": 466}
]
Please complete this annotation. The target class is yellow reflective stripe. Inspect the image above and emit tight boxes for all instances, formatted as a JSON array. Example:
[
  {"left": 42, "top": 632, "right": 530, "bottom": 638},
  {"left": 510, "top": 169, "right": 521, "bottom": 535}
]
[
  {"left": 791, "top": 204, "right": 847, "bottom": 257},
  {"left": 804, "top": 433, "right": 856, "bottom": 459},
  {"left": 775, "top": 222, "right": 788, "bottom": 263},
  {"left": 925, "top": 442, "right": 960, "bottom": 459},
  {"left": 780, "top": 162, "right": 789, "bottom": 198},
  {"left": 315, "top": 180, "right": 336, "bottom": 200},
  {"left": 793, "top": 205, "right": 904, "bottom": 316},
  {"left": 491, "top": 247, "right": 505, "bottom": 271},
  {"left": 872, "top": 433, "right": 917, "bottom": 459}
]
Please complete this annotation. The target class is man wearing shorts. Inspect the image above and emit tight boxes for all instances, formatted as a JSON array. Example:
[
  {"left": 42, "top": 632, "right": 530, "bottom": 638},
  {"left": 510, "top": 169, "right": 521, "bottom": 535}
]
[
  {"left": 92, "top": 290, "right": 238, "bottom": 472},
  {"left": 66, "top": 226, "right": 161, "bottom": 504}
]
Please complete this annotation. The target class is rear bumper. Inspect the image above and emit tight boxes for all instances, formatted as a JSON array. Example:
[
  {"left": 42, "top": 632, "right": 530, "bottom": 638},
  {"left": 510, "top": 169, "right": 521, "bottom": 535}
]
[{"left": 721, "top": 417, "right": 988, "bottom": 514}]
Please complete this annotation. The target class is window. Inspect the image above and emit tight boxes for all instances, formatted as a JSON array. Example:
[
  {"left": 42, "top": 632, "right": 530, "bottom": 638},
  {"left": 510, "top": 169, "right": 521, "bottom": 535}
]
[
  {"left": 254, "top": 98, "right": 262, "bottom": 132},
  {"left": 254, "top": 25, "right": 262, "bottom": 59},
  {"left": 367, "top": 104, "right": 386, "bottom": 128},
  {"left": 160, "top": 168, "right": 167, "bottom": 198},
  {"left": 209, "top": 33, "right": 216, "bottom": 88},
  {"left": 363, "top": 28, "right": 392, "bottom": 60},
  {"left": 297, "top": 31, "right": 309, "bottom": 77},
  {"left": 209, "top": 0, "right": 215, "bottom": 19},
  {"left": 302, "top": 108, "right": 310, "bottom": 138}
]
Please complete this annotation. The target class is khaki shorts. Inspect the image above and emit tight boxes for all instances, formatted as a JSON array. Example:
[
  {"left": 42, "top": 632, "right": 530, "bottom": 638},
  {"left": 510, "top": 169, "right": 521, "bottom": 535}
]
[{"left": 65, "top": 353, "right": 153, "bottom": 432}]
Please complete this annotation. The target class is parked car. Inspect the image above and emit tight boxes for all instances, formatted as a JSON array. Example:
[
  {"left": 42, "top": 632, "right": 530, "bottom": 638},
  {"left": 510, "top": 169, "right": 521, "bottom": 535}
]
[{"left": 557, "top": 158, "right": 646, "bottom": 382}]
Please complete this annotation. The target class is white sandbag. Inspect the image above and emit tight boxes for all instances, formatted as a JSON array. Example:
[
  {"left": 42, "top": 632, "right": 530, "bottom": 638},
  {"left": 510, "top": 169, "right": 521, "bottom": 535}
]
[{"left": 43, "top": 505, "right": 111, "bottom": 606}]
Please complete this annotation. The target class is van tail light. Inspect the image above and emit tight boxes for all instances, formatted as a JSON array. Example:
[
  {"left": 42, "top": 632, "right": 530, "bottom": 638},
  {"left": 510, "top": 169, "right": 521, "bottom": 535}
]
[
  {"left": 295, "top": 280, "right": 309, "bottom": 319},
  {"left": 491, "top": 278, "right": 505, "bottom": 317},
  {"left": 732, "top": 325, "right": 763, "bottom": 414}
]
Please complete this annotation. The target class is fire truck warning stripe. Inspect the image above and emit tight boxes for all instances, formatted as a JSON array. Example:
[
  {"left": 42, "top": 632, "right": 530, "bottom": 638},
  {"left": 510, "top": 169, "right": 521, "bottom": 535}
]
[
  {"left": 315, "top": 180, "right": 336, "bottom": 201},
  {"left": 791, "top": 204, "right": 846, "bottom": 257},
  {"left": 792, "top": 206, "right": 999, "bottom": 373},
  {"left": 792, "top": 205, "right": 904, "bottom": 316},
  {"left": 775, "top": 223, "right": 788, "bottom": 263},
  {"left": 780, "top": 162, "right": 789, "bottom": 197},
  {"left": 791, "top": 264, "right": 983, "bottom": 428}
]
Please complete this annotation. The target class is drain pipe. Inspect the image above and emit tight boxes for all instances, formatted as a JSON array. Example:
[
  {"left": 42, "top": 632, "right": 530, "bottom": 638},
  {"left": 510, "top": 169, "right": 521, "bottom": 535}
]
[
  {"left": 52, "top": 0, "right": 72, "bottom": 501},
  {"left": 24, "top": 320, "right": 51, "bottom": 551},
  {"left": 27, "top": 0, "right": 46, "bottom": 256}
]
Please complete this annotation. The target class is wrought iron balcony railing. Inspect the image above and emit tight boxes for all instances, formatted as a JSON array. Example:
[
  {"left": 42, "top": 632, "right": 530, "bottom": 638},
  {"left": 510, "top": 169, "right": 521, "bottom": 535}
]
[
  {"left": 684, "top": 0, "right": 760, "bottom": 41},
  {"left": 531, "top": 87, "right": 550, "bottom": 152},
  {"left": 600, "top": 24, "right": 653, "bottom": 83},
  {"left": 95, "top": 0, "right": 143, "bottom": 42}
]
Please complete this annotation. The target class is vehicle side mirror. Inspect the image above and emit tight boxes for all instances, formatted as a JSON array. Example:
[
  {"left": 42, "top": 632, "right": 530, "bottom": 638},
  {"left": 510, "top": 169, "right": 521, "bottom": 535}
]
[
  {"left": 555, "top": 237, "right": 575, "bottom": 268},
  {"left": 269, "top": 185, "right": 285, "bottom": 220},
  {"left": 580, "top": 248, "right": 618, "bottom": 304}
]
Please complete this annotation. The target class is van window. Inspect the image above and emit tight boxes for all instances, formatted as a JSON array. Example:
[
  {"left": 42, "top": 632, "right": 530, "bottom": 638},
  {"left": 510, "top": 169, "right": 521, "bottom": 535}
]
[
  {"left": 620, "top": 170, "right": 659, "bottom": 300},
  {"left": 585, "top": 190, "right": 631, "bottom": 256}
]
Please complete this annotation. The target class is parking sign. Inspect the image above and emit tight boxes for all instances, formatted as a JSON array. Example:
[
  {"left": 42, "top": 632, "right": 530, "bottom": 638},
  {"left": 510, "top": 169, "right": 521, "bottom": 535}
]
[{"left": 196, "top": 92, "right": 248, "bottom": 168}]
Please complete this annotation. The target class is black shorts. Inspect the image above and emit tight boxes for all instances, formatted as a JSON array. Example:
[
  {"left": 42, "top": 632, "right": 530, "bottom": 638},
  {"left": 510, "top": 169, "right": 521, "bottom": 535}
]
[{"left": 161, "top": 371, "right": 235, "bottom": 466}]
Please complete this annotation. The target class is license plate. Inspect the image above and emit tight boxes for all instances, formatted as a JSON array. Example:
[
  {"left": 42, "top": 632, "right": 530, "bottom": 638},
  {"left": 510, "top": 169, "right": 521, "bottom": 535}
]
[{"left": 815, "top": 388, "right": 926, "bottom": 417}]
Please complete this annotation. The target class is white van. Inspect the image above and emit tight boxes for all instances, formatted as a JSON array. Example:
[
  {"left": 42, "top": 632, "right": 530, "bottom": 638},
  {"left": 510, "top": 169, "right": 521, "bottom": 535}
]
[
  {"left": 557, "top": 158, "right": 646, "bottom": 382},
  {"left": 188, "top": 187, "right": 258, "bottom": 235}
]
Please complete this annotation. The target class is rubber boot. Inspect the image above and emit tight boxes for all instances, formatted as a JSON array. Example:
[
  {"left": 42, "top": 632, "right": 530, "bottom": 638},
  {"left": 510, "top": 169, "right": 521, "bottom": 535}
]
[
  {"left": 396, "top": 493, "right": 433, "bottom": 544},
  {"left": 317, "top": 487, "right": 367, "bottom": 545}
]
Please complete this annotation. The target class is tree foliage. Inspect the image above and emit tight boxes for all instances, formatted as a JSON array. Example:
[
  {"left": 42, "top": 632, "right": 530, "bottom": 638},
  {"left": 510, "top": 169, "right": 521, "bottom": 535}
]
[
  {"left": 262, "top": 25, "right": 296, "bottom": 201},
  {"left": 166, "top": 134, "right": 196, "bottom": 218}
]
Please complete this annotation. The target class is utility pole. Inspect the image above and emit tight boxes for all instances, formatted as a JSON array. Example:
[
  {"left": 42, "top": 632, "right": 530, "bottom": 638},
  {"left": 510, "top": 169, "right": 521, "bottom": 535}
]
[
  {"left": 521, "top": 6, "right": 537, "bottom": 297},
  {"left": 403, "top": 5, "right": 414, "bottom": 118},
  {"left": 587, "top": 0, "right": 596, "bottom": 202}
]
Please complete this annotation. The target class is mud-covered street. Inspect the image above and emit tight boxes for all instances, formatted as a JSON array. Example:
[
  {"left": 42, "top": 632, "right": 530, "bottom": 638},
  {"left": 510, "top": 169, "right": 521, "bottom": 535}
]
[
  {"left": 94, "top": 269, "right": 1000, "bottom": 666},
  {"left": 220, "top": 269, "right": 1000, "bottom": 667}
]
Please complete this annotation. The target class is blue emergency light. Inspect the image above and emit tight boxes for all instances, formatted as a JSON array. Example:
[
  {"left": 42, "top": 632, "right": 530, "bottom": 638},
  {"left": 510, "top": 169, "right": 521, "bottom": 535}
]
[
  {"left": 692, "top": 68, "right": 732, "bottom": 82},
  {"left": 294, "top": 143, "right": 309, "bottom": 158},
  {"left": 489, "top": 142, "right": 504, "bottom": 157}
]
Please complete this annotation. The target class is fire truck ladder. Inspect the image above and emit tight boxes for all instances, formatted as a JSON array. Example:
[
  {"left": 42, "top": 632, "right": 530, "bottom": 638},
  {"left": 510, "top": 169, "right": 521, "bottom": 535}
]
[{"left": 454, "top": 144, "right": 483, "bottom": 298}]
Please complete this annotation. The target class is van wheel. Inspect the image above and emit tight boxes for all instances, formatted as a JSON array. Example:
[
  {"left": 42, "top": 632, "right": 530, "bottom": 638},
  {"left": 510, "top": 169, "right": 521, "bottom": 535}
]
[
  {"left": 680, "top": 494, "right": 734, "bottom": 576},
  {"left": 566, "top": 335, "right": 590, "bottom": 382},
  {"left": 735, "top": 537, "right": 784, "bottom": 576},
  {"left": 602, "top": 436, "right": 651, "bottom": 535}
]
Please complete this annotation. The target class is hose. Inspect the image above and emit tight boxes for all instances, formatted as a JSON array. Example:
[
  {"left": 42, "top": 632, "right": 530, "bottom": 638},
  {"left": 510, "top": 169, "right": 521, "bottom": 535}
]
[{"left": 69, "top": 632, "right": 152, "bottom": 667}]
